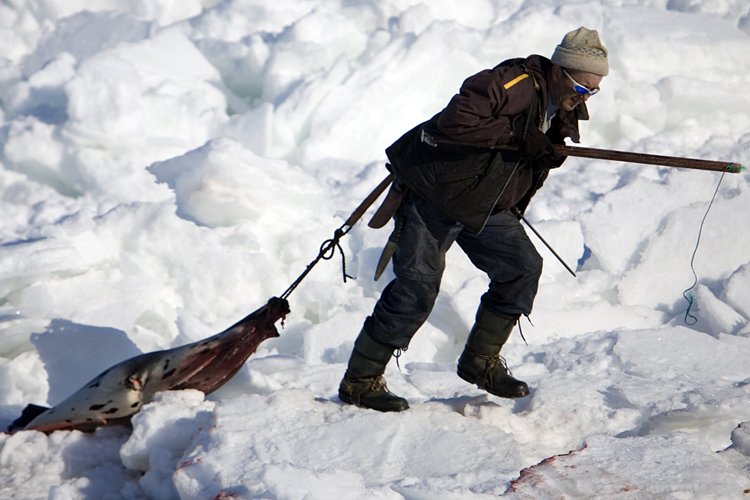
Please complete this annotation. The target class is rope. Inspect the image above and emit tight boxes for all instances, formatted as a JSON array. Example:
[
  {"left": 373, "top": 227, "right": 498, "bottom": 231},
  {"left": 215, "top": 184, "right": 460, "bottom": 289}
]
[
  {"left": 278, "top": 174, "right": 394, "bottom": 301},
  {"left": 682, "top": 171, "right": 726, "bottom": 325},
  {"left": 394, "top": 348, "right": 405, "bottom": 371},
  {"left": 518, "top": 315, "right": 530, "bottom": 346},
  {"left": 280, "top": 224, "right": 355, "bottom": 300}
]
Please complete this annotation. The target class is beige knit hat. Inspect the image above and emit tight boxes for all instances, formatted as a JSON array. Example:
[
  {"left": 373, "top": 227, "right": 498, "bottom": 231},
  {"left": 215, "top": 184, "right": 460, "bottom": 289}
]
[{"left": 551, "top": 27, "right": 609, "bottom": 76}]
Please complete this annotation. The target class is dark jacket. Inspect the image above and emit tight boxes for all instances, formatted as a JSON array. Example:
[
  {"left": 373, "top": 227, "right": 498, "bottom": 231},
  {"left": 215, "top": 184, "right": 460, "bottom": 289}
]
[{"left": 386, "top": 55, "right": 586, "bottom": 233}]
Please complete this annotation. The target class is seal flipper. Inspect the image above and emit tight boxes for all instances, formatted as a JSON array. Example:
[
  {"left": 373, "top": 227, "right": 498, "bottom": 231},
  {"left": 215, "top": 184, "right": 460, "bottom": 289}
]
[{"left": 7, "top": 404, "right": 50, "bottom": 433}]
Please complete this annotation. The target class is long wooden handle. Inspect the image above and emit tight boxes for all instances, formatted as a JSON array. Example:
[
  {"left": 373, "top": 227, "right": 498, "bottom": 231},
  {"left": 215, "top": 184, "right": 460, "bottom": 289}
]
[
  {"left": 556, "top": 145, "right": 743, "bottom": 173},
  {"left": 345, "top": 145, "right": 741, "bottom": 230},
  {"left": 343, "top": 173, "right": 394, "bottom": 227}
]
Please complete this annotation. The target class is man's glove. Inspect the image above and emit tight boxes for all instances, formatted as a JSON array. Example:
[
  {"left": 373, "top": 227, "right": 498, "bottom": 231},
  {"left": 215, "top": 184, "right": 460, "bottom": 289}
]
[{"left": 518, "top": 127, "right": 560, "bottom": 161}]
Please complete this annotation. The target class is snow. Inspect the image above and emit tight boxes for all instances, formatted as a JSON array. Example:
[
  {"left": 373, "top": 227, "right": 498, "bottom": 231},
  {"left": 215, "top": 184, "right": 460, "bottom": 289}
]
[{"left": 1, "top": 0, "right": 750, "bottom": 498}]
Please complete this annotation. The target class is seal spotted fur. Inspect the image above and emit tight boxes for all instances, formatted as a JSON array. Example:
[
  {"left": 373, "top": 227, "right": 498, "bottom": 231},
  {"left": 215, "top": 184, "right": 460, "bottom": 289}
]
[{"left": 12, "top": 297, "right": 289, "bottom": 433}]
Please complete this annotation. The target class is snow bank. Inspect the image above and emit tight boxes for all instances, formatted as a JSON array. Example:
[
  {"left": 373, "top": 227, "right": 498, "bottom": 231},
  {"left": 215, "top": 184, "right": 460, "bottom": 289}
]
[{"left": 1, "top": 0, "right": 750, "bottom": 498}]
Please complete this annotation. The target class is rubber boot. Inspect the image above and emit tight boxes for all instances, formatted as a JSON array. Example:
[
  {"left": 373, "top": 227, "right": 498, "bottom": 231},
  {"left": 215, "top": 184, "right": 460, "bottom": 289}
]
[
  {"left": 457, "top": 305, "right": 529, "bottom": 398},
  {"left": 338, "top": 329, "right": 409, "bottom": 412}
]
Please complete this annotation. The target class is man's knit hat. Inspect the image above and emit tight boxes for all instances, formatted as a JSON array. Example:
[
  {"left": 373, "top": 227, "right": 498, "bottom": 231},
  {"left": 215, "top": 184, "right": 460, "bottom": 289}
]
[{"left": 551, "top": 27, "right": 609, "bottom": 76}]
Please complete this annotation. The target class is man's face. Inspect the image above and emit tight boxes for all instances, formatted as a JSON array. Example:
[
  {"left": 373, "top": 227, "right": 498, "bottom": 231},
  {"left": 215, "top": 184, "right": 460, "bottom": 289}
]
[{"left": 558, "top": 70, "right": 603, "bottom": 112}]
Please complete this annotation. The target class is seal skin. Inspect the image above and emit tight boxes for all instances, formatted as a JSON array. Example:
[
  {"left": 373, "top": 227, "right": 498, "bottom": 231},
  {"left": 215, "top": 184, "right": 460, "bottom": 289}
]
[{"left": 10, "top": 297, "right": 290, "bottom": 434}]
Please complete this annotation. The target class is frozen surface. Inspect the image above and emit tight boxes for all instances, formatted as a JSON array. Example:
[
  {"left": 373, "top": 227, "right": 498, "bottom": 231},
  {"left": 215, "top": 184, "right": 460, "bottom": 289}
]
[{"left": 1, "top": 0, "right": 750, "bottom": 498}]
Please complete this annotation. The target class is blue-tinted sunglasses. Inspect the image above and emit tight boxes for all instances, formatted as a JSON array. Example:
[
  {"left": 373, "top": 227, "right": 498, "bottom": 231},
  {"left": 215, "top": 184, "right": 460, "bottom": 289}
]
[{"left": 563, "top": 69, "right": 599, "bottom": 96}]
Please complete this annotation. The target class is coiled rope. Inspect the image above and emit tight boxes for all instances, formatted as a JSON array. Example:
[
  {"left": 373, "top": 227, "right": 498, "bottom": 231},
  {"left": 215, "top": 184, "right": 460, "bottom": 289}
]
[
  {"left": 682, "top": 171, "right": 726, "bottom": 325},
  {"left": 280, "top": 225, "right": 354, "bottom": 300},
  {"left": 279, "top": 174, "right": 394, "bottom": 300}
]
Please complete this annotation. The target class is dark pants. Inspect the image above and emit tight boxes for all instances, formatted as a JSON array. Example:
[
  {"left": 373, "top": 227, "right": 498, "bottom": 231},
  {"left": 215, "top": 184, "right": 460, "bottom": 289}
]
[{"left": 364, "top": 192, "right": 543, "bottom": 349}]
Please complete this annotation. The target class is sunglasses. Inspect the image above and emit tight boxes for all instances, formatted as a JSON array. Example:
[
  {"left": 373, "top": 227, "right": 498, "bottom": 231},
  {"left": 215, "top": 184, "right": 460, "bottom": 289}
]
[{"left": 563, "top": 69, "right": 599, "bottom": 96}]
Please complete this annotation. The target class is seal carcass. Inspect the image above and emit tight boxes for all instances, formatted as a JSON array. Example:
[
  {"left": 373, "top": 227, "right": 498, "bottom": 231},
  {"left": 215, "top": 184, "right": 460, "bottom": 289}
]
[{"left": 11, "top": 297, "right": 290, "bottom": 433}]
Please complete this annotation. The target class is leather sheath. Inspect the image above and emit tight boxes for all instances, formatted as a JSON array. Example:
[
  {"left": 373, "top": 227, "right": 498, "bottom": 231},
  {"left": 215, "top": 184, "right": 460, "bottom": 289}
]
[{"left": 368, "top": 183, "right": 404, "bottom": 229}]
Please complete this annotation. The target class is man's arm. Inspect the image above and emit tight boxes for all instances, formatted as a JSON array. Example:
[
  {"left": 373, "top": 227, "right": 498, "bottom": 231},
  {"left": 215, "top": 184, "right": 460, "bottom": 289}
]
[{"left": 435, "top": 67, "right": 533, "bottom": 148}]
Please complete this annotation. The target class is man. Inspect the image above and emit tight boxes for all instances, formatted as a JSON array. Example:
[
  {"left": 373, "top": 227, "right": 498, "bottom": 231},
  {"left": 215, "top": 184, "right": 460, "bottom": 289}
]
[{"left": 339, "top": 27, "right": 608, "bottom": 411}]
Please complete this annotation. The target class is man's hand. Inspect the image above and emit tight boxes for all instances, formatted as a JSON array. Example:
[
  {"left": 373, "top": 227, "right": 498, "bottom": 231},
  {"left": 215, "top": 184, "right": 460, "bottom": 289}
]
[{"left": 519, "top": 128, "right": 560, "bottom": 161}]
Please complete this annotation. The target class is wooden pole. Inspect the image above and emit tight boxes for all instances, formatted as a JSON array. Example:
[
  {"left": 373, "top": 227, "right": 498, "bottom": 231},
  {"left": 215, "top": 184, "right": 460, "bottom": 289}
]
[
  {"left": 343, "top": 173, "right": 394, "bottom": 228},
  {"left": 555, "top": 145, "right": 743, "bottom": 174}
]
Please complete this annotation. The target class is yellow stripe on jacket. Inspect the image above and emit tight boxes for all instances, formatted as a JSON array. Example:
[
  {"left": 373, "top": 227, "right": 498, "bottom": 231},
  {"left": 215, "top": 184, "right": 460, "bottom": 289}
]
[{"left": 503, "top": 73, "right": 529, "bottom": 90}]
